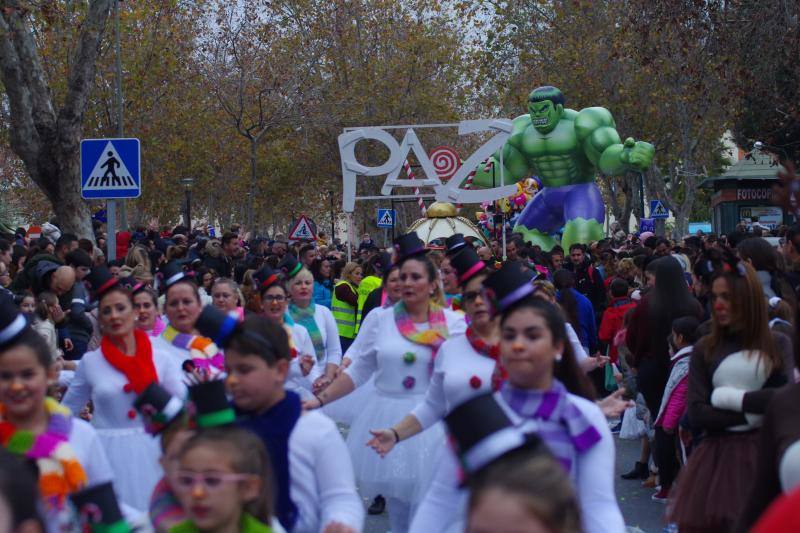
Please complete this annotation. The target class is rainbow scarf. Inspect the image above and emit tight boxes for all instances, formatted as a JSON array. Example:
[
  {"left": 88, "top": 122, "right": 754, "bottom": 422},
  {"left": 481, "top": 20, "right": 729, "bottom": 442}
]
[
  {"left": 0, "top": 398, "right": 87, "bottom": 510},
  {"left": 162, "top": 325, "right": 224, "bottom": 373},
  {"left": 289, "top": 303, "right": 325, "bottom": 363},
  {"left": 393, "top": 301, "right": 449, "bottom": 361}
]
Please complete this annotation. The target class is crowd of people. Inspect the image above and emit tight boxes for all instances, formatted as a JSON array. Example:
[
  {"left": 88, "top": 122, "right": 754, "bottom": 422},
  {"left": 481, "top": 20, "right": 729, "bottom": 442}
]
[{"left": 1, "top": 215, "right": 800, "bottom": 533}]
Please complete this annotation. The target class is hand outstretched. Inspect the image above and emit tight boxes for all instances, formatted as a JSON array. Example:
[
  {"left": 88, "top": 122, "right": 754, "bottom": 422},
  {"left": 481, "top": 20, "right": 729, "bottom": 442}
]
[{"left": 366, "top": 429, "right": 397, "bottom": 458}]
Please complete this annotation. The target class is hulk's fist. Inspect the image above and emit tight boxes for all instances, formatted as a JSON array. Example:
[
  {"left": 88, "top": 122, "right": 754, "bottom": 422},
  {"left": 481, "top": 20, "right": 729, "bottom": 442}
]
[{"left": 621, "top": 138, "right": 655, "bottom": 170}]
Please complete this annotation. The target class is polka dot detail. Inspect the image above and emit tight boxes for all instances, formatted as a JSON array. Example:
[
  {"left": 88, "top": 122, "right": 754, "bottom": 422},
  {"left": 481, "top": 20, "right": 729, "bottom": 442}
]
[{"left": 403, "top": 376, "right": 416, "bottom": 389}]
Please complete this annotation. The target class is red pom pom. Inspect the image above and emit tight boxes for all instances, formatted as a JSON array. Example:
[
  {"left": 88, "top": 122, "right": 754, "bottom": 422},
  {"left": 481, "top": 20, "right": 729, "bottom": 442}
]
[
  {"left": 469, "top": 375, "right": 482, "bottom": 389},
  {"left": 127, "top": 409, "right": 136, "bottom": 420},
  {"left": 123, "top": 384, "right": 133, "bottom": 393}
]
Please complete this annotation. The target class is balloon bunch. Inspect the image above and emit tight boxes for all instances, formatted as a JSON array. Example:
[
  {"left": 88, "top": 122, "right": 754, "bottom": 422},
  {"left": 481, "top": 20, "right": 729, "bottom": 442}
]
[{"left": 473, "top": 177, "right": 541, "bottom": 239}]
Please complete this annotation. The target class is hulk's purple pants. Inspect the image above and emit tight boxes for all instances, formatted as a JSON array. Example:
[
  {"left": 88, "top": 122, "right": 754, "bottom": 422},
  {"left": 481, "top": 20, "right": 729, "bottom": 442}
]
[{"left": 515, "top": 182, "right": 605, "bottom": 233}]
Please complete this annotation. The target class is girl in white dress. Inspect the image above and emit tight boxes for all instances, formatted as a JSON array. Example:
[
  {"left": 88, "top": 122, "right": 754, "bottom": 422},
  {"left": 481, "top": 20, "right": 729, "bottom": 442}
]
[
  {"left": 62, "top": 266, "right": 186, "bottom": 512},
  {"left": 305, "top": 232, "right": 466, "bottom": 533}
]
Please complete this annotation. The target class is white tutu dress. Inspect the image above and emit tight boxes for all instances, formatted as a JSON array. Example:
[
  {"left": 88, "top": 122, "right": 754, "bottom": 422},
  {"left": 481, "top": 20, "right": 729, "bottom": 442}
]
[
  {"left": 343, "top": 306, "right": 466, "bottom": 503},
  {"left": 62, "top": 339, "right": 187, "bottom": 512}
]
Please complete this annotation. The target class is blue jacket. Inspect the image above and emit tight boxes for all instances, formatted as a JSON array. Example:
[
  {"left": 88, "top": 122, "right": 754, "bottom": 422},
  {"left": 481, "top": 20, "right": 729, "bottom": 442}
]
[
  {"left": 313, "top": 280, "right": 333, "bottom": 309},
  {"left": 559, "top": 288, "right": 598, "bottom": 354}
]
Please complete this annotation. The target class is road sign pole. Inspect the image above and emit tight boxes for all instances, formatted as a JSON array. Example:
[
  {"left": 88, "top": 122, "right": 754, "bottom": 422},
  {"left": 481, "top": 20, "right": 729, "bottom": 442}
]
[{"left": 107, "top": 200, "right": 117, "bottom": 262}]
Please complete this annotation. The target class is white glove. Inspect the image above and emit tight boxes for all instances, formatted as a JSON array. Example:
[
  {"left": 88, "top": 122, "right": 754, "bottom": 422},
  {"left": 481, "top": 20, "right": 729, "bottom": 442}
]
[{"left": 711, "top": 386, "right": 746, "bottom": 412}]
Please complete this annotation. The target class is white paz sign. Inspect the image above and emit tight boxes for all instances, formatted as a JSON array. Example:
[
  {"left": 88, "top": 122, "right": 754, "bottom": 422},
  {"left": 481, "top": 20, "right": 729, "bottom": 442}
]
[{"left": 338, "top": 120, "right": 519, "bottom": 212}]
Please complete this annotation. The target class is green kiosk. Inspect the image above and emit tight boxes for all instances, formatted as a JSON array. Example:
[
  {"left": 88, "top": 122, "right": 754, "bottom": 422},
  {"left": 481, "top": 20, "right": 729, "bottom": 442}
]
[{"left": 701, "top": 153, "right": 790, "bottom": 234}]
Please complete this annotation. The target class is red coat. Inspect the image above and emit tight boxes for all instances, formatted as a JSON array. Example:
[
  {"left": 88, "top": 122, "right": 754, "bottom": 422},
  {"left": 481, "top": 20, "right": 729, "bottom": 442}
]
[{"left": 598, "top": 296, "right": 636, "bottom": 363}]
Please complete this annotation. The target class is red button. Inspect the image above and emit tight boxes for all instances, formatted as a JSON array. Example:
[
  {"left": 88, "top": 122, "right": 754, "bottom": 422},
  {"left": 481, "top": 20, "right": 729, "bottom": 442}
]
[
  {"left": 123, "top": 384, "right": 133, "bottom": 393},
  {"left": 470, "top": 376, "right": 482, "bottom": 389},
  {"left": 127, "top": 409, "right": 136, "bottom": 419}
]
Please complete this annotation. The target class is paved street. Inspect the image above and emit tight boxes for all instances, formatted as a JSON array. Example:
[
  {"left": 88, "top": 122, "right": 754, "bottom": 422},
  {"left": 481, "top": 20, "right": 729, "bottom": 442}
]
[{"left": 361, "top": 433, "right": 666, "bottom": 532}]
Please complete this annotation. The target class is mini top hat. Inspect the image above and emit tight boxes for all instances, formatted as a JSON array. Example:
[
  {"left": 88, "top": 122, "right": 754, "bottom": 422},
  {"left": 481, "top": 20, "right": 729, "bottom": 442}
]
[
  {"left": 278, "top": 254, "right": 303, "bottom": 279},
  {"left": 84, "top": 266, "right": 120, "bottom": 299},
  {"left": 160, "top": 261, "right": 194, "bottom": 290},
  {"left": 0, "top": 295, "right": 29, "bottom": 346},
  {"left": 393, "top": 231, "right": 427, "bottom": 263},
  {"left": 450, "top": 248, "right": 487, "bottom": 286},
  {"left": 69, "top": 482, "right": 130, "bottom": 532},
  {"left": 117, "top": 276, "right": 147, "bottom": 295},
  {"left": 253, "top": 265, "right": 281, "bottom": 292},
  {"left": 483, "top": 261, "right": 536, "bottom": 314},
  {"left": 195, "top": 305, "right": 240, "bottom": 348},
  {"left": 188, "top": 380, "right": 236, "bottom": 428},
  {"left": 445, "top": 233, "right": 467, "bottom": 256},
  {"left": 133, "top": 383, "right": 185, "bottom": 435},
  {"left": 445, "top": 393, "right": 543, "bottom": 481}
]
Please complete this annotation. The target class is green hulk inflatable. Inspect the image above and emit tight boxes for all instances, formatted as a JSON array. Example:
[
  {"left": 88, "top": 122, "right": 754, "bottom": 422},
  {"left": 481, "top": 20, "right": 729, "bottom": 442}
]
[{"left": 470, "top": 86, "right": 655, "bottom": 251}]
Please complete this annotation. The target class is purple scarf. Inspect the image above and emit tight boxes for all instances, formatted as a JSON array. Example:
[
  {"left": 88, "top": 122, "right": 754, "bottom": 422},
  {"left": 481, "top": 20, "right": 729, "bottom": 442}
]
[{"left": 499, "top": 380, "right": 601, "bottom": 474}]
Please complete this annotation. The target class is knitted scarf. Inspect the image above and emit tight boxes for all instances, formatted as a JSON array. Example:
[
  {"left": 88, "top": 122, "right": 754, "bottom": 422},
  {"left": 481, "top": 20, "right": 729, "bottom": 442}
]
[
  {"left": 102, "top": 330, "right": 158, "bottom": 394},
  {"left": 499, "top": 379, "right": 602, "bottom": 475},
  {"left": 393, "top": 301, "right": 449, "bottom": 359},
  {"left": 466, "top": 326, "right": 506, "bottom": 391},
  {"left": 289, "top": 303, "right": 325, "bottom": 362},
  {"left": 237, "top": 391, "right": 301, "bottom": 531},
  {"left": 0, "top": 398, "right": 87, "bottom": 510},
  {"left": 161, "top": 325, "right": 224, "bottom": 373}
]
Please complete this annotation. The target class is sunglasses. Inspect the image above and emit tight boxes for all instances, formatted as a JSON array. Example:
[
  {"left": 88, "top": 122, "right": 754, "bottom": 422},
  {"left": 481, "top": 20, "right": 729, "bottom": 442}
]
[{"left": 462, "top": 290, "right": 482, "bottom": 303}]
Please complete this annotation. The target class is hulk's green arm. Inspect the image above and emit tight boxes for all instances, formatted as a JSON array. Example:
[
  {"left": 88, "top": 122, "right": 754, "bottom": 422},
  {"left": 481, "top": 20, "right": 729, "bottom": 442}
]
[
  {"left": 576, "top": 106, "right": 654, "bottom": 175},
  {"left": 464, "top": 115, "right": 532, "bottom": 188}
]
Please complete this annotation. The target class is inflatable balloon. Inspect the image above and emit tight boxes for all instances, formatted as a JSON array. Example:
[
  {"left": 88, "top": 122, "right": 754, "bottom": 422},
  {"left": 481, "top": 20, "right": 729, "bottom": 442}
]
[{"left": 466, "top": 86, "right": 655, "bottom": 250}]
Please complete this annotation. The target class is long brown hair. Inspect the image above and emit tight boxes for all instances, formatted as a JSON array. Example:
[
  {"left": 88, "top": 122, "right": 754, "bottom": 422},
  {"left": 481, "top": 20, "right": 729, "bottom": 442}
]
[{"left": 708, "top": 261, "right": 781, "bottom": 371}]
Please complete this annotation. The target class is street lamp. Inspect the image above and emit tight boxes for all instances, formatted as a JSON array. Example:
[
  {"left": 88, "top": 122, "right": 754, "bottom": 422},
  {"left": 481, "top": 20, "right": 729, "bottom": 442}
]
[{"left": 181, "top": 177, "right": 194, "bottom": 233}]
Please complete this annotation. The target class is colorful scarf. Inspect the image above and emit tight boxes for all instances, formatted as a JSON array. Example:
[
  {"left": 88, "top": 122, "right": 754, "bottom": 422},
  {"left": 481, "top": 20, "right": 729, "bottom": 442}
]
[
  {"left": 289, "top": 303, "right": 325, "bottom": 363},
  {"left": 162, "top": 325, "right": 224, "bottom": 373},
  {"left": 0, "top": 398, "right": 87, "bottom": 510},
  {"left": 102, "top": 329, "right": 158, "bottom": 394},
  {"left": 499, "top": 380, "right": 602, "bottom": 475},
  {"left": 150, "top": 316, "right": 167, "bottom": 337},
  {"left": 466, "top": 326, "right": 506, "bottom": 391},
  {"left": 393, "top": 301, "right": 449, "bottom": 361}
]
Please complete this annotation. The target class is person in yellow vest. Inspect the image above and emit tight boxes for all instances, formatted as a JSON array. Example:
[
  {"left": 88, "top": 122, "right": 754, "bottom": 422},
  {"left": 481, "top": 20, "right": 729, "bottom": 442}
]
[
  {"left": 333, "top": 262, "right": 362, "bottom": 352},
  {"left": 355, "top": 252, "right": 391, "bottom": 333}
]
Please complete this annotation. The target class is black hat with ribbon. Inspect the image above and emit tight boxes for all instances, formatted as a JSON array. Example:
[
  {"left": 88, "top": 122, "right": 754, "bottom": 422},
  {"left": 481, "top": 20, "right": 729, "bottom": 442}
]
[
  {"left": 84, "top": 265, "right": 120, "bottom": 300},
  {"left": 445, "top": 233, "right": 467, "bottom": 256},
  {"left": 482, "top": 261, "right": 536, "bottom": 314},
  {"left": 195, "top": 305, "right": 240, "bottom": 348},
  {"left": 188, "top": 380, "right": 236, "bottom": 428},
  {"left": 445, "top": 393, "right": 544, "bottom": 483},
  {"left": 393, "top": 231, "right": 427, "bottom": 263},
  {"left": 133, "top": 382, "right": 185, "bottom": 435},
  {"left": 449, "top": 247, "right": 487, "bottom": 286},
  {"left": 278, "top": 254, "right": 303, "bottom": 279},
  {"left": 69, "top": 482, "right": 130, "bottom": 532},
  {"left": 160, "top": 261, "right": 194, "bottom": 290},
  {"left": 253, "top": 265, "right": 281, "bottom": 293},
  {"left": 0, "top": 294, "right": 29, "bottom": 347}
]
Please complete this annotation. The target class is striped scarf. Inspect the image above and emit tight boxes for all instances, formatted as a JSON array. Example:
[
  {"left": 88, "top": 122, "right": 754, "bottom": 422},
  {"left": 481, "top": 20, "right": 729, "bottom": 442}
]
[
  {"left": 393, "top": 301, "right": 449, "bottom": 360},
  {"left": 289, "top": 303, "right": 325, "bottom": 363},
  {"left": 499, "top": 379, "right": 601, "bottom": 475}
]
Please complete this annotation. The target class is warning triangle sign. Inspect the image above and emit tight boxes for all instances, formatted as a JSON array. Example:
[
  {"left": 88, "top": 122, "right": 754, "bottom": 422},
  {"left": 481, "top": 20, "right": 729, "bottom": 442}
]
[
  {"left": 83, "top": 141, "right": 137, "bottom": 190},
  {"left": 378, "top": 211, "right": 393, "bottom": 226},
  {"left": 288, "top": 215, "right": 316, "bottom": 241}
]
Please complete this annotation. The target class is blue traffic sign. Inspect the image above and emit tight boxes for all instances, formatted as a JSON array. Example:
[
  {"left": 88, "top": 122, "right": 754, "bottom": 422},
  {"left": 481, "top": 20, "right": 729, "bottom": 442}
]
[
  {"left": 81, "top": 138, "right": 141, "bottom": 199},
  {"left": 649, "top": 200, "right": 669, "bottom": 219},
  {"left": 377, "top": 208, "right": 396, "bottom": 228},
  {"left": 639, "top": 218, "right": 655, "bottom": 234}
]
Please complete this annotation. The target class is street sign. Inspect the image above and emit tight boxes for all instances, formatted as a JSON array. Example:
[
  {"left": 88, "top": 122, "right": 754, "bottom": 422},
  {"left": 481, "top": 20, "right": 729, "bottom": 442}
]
[
  {"left": 639, "top": 218, "right": 655, "bottom": 234},
  {"left": 377, "top": 208, "right": 396, "bottom": 228},
  {"left": 81, "top": 138, "right": 141, "bottom": 199},
  {"left": 288, "top": 214, "right": 317, "bottom": 241},
  {"left": 649, "top": 200, "right": 669, "bottom": 219}
]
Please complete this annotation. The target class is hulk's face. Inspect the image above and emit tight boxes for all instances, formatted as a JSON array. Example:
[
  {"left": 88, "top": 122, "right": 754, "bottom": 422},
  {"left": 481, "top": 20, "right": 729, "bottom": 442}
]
[{"left": 527, "top": 99, "right": 562, "bottom": 134}]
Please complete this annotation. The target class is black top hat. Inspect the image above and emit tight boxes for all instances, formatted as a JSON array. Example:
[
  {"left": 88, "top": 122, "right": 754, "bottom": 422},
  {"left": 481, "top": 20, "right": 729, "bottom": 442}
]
[
  {"left": 445, "top": 233, "right": 467, "bottom": 256},
  {"left": 133, "top": 382, "right": 185, "bottom": 435},
  {"left": 117, "top": 276, "right": 147, "bottom": 295},
  {"left": 84, "top": 266, "right": 120, "bottom": 300},
  {"left": 69, "top": 482, "right": 130, "bottom": 532},
  {"left": 450, "top": 248, "right": 487, "bottom": 286},
  {"left": 393, "top": 231, "right": 427, "bottom": 263},
  {"left": 189, "top": 380, "right": 236, "bottom": 428},
  {"left": 254, "top": 265, "right": 281, "bottom": 292},
  {"left": 0, "top": 295, "right": 29, "bottom": 347},
  {"left": 278, "top": 254, "right": 302, "bottom": 279},
  {"left": 483, "top": 261, "right": 536, "bottom": 314},
  {"left": 445, "top": 393, "right": 543, "bottom": 481},
  {"left": 195, "top": 305, "right": 240, "bottom": 348},
  {"left": 160, "top": 261, "right": 194, "bottom": 290}
]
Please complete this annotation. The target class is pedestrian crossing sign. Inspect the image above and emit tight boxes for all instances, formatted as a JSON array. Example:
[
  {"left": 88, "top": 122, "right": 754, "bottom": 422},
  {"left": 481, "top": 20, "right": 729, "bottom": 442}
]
[
  {"left": 377, "top": 208, "right": 396, "bottom": 228},
  {"left": 81, "top": 138, "right": 141, "bottom": 199},
  {"left": 649, "top": 200, "right": 669, "bottom": 219}
]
